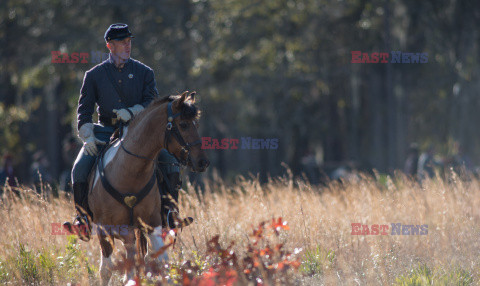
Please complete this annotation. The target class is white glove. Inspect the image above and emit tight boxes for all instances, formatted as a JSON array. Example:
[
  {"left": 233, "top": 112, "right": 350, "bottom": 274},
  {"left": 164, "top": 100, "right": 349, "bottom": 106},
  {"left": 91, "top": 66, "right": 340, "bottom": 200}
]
[
  {"left": 78, "top": 123, "right": 106, "bottom": 156},
  {"left": 83, "top": 136, "right": 106, "bottom": 156},
  {"left": 129, "top": 104, "right": 144, "bottom": 116},
  {"left": 112, "top": 108, "right": 132, "bottom": 122}
]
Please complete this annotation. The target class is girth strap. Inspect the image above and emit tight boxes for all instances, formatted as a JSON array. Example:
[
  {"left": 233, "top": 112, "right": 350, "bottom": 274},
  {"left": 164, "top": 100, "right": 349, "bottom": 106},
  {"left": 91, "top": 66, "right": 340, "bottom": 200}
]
[{"left": 98, "top": 150, "right": 156, "bottom": 226}]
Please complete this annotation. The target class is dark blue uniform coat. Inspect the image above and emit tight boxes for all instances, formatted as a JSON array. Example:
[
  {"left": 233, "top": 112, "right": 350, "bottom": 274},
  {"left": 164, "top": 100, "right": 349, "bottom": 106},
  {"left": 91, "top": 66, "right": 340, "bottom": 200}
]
[{"left": 77, "top": 54, "right": 158, "bottom": 130}]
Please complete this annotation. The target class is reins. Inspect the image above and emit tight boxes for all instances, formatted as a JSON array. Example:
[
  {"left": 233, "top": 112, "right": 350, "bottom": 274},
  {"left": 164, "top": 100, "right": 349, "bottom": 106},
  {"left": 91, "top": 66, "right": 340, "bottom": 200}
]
[{"left": 120, "top": 139, "right": 155, "bottom": 162}]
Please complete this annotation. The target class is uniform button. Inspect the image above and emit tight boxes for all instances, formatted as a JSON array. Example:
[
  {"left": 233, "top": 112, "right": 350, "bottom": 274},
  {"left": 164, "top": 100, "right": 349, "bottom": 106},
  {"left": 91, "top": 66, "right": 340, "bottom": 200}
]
[
  {"left": 118, "top": 80, "right": 122, "bottom": 83},
  {"left": 118, "top": 99, "right": 121, "bottom": 102}
]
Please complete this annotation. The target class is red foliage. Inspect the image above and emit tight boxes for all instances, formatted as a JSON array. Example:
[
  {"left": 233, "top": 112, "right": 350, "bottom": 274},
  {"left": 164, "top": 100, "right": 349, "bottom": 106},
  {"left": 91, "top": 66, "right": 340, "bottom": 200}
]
[
  {"left": 268, "top": 217, "right": 290, "bottom": 234},
  {"left": 115, "top": 217, "right": 301, "bottom": 285},
  {"left": 188, "top": 217, "right": 300, "bottom": 285}
]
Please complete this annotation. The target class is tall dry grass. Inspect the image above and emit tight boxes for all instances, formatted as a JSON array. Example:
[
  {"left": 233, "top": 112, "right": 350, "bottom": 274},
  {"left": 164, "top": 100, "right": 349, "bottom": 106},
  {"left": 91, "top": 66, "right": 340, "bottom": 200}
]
[{"left": 1, "top": 169, "right": 479, "bottom": 285}]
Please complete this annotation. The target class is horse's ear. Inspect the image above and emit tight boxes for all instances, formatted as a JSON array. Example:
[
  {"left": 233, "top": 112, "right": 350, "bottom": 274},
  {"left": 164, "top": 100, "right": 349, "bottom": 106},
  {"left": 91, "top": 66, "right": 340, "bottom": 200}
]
[
  {"left": 176, "top": 91, "right": 189, "bottom": 108},
  {"left": 188, "top": 91, "right": 196, "bottom": 103}
]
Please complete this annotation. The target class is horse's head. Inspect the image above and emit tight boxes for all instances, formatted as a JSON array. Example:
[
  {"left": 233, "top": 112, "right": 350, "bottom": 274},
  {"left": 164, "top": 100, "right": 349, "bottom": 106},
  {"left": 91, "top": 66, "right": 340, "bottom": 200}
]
[{"left": 163, "top": 91, "right": 209, "bottom": 172}]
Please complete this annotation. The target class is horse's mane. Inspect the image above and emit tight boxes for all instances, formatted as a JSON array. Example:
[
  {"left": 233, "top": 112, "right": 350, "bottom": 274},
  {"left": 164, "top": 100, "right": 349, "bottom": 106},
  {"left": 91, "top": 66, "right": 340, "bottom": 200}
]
[{"left": 128, "top": 94, "right": 201, "bottom": 129}]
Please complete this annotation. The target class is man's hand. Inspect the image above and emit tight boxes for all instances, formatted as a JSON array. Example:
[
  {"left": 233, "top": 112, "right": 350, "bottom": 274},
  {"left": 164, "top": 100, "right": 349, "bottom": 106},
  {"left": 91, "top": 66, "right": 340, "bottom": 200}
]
[
  {"left": 83, "top": 137, "right": 106, "bottom": 156},
  {"left": 112, "top": 108, "right": 133, "bottom": 122},
  {"left": 78, "top": 123, "right": 105, "bottom": 156},
  {"left": 129, "top": 104, "right": 144, "bottom": 116}
]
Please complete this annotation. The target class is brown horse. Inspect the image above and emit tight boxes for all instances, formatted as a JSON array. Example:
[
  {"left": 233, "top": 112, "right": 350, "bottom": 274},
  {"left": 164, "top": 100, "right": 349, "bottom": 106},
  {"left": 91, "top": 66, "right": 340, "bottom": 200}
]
[{"left": 88, "top": 91, "right": 209, "bottom": 285}]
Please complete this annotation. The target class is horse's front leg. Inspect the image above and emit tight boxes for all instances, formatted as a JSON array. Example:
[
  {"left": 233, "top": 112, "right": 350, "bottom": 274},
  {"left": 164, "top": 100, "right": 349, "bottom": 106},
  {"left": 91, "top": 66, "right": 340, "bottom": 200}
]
[
  {"left": 99, "top": 234, "right": 114, "bottom": 286},
  {"left": 121, "top": 231, "right": 137, "bottom": 284},
  {"left": 146, "top": 226, "right": 169, "bottom": 263}
]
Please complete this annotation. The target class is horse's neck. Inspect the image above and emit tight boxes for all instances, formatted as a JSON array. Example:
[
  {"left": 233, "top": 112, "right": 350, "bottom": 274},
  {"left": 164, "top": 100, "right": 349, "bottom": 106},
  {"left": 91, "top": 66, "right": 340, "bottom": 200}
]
[
  {"left": 125, "top": 105, "right": 166, "bottom": 159},
  {"left": 106, "top": 109, "right": 166, "bottom": 189}
]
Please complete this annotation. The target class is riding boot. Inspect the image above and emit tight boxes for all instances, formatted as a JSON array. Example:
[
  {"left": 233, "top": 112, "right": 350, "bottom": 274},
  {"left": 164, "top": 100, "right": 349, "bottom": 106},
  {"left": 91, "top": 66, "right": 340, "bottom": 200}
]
[
  {"left": 63, "top": 182, "right": 92, "bottom": 241},
  {"left": 159, "top": 170, "right": 194, "bottom": 229}
]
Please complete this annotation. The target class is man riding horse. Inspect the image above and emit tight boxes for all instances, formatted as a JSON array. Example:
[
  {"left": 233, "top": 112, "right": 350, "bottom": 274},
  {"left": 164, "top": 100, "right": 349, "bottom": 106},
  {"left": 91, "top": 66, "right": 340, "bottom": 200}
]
[{"left": 63, "top": 23, "right": 193, "bottom": 240}]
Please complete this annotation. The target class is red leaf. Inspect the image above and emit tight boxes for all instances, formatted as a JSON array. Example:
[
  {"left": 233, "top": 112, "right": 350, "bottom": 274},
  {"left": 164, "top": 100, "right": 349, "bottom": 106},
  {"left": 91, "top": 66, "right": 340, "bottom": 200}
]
[
  {"left": 183, "top": 272, "right": 192, "bottom": 286},
  {"left": 253, "top": 257, "right": 260, "bottom": 267},
  {"left": 197, "top": 278, "right": 216, "bottom": 286},
  {"left": 152, "top": 242, "right": 173, "bottom": 259},
  {"left": 285, "top": 260, "right": 301, "bottom": 269},
  {"left": 260, "top": 246, "right": 273, "bottom": 256},
  {"left": 274, "top": 243, "right": 284, "bottom": 252},
  {"left": 202, "top": 267, "right": 219, "bottom": 279},
  {"left": 270, "top": 217, "right": 290, "bottom": 231}
]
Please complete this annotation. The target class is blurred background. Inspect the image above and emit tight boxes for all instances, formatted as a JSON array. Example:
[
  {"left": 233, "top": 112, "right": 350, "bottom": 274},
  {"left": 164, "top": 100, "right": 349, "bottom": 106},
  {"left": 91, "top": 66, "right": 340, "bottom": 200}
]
[{"left": 1, "top": 0, "right": 479, "bottom": 189}]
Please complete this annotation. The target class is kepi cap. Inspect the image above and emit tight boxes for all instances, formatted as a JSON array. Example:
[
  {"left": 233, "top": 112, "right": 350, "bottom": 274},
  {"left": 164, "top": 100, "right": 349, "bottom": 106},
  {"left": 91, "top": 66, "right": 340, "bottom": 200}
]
[{"left": 105, "top": 23, "right": 134, "bottom": 42}]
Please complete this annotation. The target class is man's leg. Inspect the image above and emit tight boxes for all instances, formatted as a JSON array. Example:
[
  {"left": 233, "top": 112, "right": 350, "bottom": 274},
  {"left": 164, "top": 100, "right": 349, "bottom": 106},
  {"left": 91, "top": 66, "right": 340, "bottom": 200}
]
[
  {"left": 157, "top": 149, "right": 193, "bottom": 229},
  {"left": 63, "top": 147, "right": 97, "bottom": 241}
]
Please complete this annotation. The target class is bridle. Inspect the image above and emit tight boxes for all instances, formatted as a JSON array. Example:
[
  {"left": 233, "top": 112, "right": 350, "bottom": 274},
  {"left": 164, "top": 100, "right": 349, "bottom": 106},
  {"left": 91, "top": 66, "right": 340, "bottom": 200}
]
[
  {"left": 164, "top": 101, "right": 202, "bottom": 166},
  {"left": 120, "top": 101, "right": 202, "bottom": 166}
]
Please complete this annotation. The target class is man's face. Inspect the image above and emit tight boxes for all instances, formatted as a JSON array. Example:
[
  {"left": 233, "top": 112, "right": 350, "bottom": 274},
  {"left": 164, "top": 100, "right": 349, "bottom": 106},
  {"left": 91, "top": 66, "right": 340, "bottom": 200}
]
[{"left": 107, "top": 37, "right": 131, "bottom": 61}]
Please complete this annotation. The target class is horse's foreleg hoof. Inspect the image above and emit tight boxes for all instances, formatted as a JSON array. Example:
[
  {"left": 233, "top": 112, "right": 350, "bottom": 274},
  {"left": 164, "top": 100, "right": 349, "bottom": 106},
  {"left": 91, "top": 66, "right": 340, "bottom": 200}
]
[
  {"left": 123, "top": 273, "right": 136, "bottom": 285},
  {"left": 124, "top": 279, "right": 137, "bottom": 286}
]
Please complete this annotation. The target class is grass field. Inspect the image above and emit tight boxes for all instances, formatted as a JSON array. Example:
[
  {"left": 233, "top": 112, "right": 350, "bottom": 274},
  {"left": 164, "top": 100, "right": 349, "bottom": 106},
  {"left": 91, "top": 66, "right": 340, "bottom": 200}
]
[{"left": 1, "top": 169, "right": 479, "bottom": 285}]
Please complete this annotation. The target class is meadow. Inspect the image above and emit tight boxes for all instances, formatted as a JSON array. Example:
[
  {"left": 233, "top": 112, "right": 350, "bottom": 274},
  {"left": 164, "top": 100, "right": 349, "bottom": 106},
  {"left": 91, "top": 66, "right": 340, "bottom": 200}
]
[{"left": 0, "top": 169, "right": 479, "bottom": 285}]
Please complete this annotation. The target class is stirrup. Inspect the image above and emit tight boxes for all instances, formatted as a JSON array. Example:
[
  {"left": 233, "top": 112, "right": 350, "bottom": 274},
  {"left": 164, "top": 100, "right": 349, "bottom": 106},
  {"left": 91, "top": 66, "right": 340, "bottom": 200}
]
[
  {"left": 167, "top": 210, "right": 194, "bottom": 229},
  {"left": 62, "top": 215, "right": 91, "bottom": 242}
]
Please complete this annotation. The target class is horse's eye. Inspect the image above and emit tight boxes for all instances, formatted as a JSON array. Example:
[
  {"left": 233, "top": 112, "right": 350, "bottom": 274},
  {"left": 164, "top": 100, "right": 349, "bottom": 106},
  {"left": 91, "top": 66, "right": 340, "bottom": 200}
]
[{"left": 180, "top": 122, "right": 188, "bottom": 129}]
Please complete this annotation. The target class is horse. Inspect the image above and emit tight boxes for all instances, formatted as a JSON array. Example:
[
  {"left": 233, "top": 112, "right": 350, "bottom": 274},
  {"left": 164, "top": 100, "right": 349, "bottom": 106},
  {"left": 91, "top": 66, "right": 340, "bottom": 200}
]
[{"left": 87, "top": 91, "right": 209, "bottom": 285}]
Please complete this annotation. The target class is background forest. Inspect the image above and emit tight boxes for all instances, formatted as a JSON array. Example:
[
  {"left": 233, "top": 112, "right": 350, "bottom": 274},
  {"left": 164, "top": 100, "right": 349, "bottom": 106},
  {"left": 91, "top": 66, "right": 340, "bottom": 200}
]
[{"left": 1, "top": 0, "right": 479, "bottom": 186}]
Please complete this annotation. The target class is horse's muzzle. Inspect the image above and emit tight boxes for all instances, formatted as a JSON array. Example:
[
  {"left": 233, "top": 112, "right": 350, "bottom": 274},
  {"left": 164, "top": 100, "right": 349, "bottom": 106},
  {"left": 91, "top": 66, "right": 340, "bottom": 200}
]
[{"left": 196, "top": 158, "right": 210, "bottom": 172}]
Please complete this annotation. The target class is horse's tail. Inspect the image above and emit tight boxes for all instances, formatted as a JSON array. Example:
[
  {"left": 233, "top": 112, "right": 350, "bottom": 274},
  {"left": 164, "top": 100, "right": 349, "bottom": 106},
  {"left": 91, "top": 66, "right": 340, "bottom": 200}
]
[{"left": 135, "top": 228, "right": 148, "bottom": 258}]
